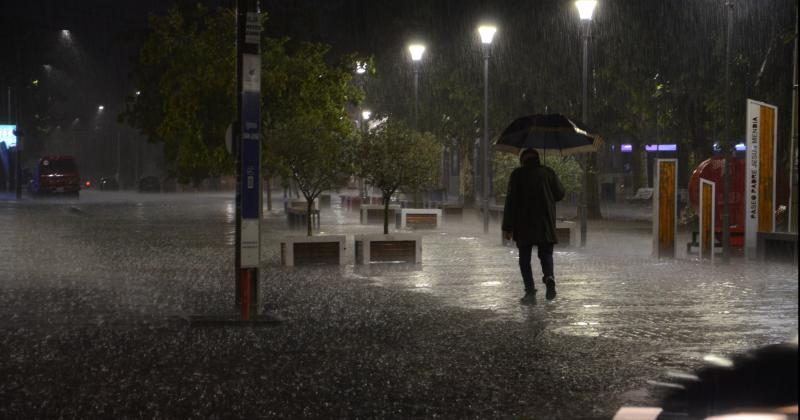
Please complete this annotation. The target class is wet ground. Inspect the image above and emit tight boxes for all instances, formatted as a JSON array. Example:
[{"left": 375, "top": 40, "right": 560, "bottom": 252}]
[{"left": 0, "top": 191, "right": 796, "bottom": 419}]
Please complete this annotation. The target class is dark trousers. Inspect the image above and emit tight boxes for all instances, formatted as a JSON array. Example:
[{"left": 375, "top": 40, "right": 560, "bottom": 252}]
[{"left": 516, "top": 242, "right": 554, "bottom": 292}]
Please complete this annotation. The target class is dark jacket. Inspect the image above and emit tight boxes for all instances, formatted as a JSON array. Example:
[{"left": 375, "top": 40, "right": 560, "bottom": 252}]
[{"left": 501, "top": 160, "right": 566, "bottom": 244}]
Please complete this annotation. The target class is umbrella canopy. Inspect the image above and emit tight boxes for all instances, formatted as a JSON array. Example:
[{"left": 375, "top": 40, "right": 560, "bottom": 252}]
[{"left": 493, "top": 114, "right": 602, "bottom": 156}]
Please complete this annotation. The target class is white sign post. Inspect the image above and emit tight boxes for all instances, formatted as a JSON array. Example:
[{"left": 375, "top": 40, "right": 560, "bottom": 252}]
[{"left": 744, "top": 99, "right": 778, "bottom": 259}]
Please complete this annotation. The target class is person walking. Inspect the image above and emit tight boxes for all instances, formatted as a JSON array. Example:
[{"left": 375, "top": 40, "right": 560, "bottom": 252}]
[{"left": 502, "top": 149, "right": 565, "bottom": 301}]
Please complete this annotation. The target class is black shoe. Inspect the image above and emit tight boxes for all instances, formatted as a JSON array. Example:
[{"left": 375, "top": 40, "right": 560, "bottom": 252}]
[
  {"left": 520, "top": 289, "right": 537, "bottom": 303},
  {"left": 543, "top": 276, "right": 556, "bottom": 300}
]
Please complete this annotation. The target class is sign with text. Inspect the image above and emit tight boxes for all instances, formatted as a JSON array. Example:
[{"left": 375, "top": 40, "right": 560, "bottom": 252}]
[
  {"left": 239, "top": 89, "right": 261, "bottom": 268},
  {"left": 653, "top": 159, "right": 678, "bottom": 258},
  {"left": 744, "top": 99, "right": 777, "bottom": 258}
]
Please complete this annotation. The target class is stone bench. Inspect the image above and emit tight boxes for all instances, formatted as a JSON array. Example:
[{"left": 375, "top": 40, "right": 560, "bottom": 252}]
[
  {"left": 757, "top": 232, "right": 798, "bottom": 262},
  {"left": 286, "top": 207, "right": 320, "bottom": 230},
  {"left": 354, "top": 233, "right": 422, "bottom": 264},
  {"left": 399, "top": 209, "right": 442, "bottom": 229},
  {"left": 281, "top": 235, "right": 346, "bottom": 266},
  {"left": 501, "top": 221, "right": 577, "bottom": 247},
  {"left": 360, "top": 204, "right": 401, "bottom": 225},
  {"left": 435, "top": 203, "right": 463, "bottom": 223}
]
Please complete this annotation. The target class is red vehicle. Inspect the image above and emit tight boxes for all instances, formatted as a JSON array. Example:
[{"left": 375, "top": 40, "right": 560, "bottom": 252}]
[
  {"left": 30, "top": 156, "right": 81, "bottom": 198},
  {"left": 689, "top": 156, "right": 789, "bottom": 248}
]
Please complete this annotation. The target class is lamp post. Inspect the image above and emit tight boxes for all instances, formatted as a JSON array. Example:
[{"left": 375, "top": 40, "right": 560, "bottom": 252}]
[
  {"left": 355, "top": 61, "right": 367, "bottom": 131},
  {"left": 361, "top": 109, "right": 371, "bottom": 133},
  {"left": 575, "top": 0, "right": 596, "bottom": 247},
  {"left": 408, "top": 44, "right": 425, "bottom": 130},
  {"left": 478, "top": 25, "right": 496, "bottom": 235},
  {"left": 721, "top": 0, "right": 734, "bottom": 262}
]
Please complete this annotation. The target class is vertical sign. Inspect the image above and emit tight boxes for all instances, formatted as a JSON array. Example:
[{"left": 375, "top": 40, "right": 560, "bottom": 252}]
[
  {"left": 240, "top": 87, "right": 260, "bottom": 267},
  {"left": 699, "top": 178, "right": 716, "bottom": 261},
  {"left": 653, "top": 159, "right": 678, "bottom": 258},
  {"left": 744, "top": 99, "right": 778, "bottom": 258},
  {"left": 235, "top": 1, "right": 261, "bottom": 320}
]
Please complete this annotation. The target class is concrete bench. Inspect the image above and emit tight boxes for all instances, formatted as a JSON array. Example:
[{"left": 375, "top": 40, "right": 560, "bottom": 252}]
[
  {"left": 757, "top": 232, "right": 798, "bottom": 262},
  {"left": 286, "top": 207, "right": 320, "bottom": 230},
  {"left": 360, "top": 204, "right": 401, "bottom": 225},
  {"left": 501, "top": 221, "right": 577, "bottom": 247},
  {"left": 281, "top": 235, "right": 346, "bottom": 266},
  {"left": 399, "top": 209, "right": 442, "bottom": 229},
  {"left": 436, "top": 203, "right": 463, "bottom": 223},
  {"left": 354, "top": 233, "right": 421, "bottom": 264},
  {"left": 627, "top": 187, "right": 653, "bottom": 203}
]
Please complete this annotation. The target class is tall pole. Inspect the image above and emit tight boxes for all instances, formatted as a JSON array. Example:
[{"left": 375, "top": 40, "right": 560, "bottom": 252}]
[
  {"left": 482, "top": 44, "right": 490, "bottom": 234},
  {"left": 413, "top": 63, "right": 419, "bottom": 130},
  {"left": 789, "top": 5, "right": 798, "bottom": 233},
  {"left": 721, "top": 1, "right": 733, "bottom": 262},
  {"left": 579, "top": 20, "right": 590, "bottom": 247},
  {"left": 235, "top": 0, "right": 262, "bottom": 319}
]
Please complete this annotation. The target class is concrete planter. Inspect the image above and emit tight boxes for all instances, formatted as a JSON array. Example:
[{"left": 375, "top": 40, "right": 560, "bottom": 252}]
[
  {"left": 354, "top": 233, "right": 422, "bottom": 264},
  {"left": 399, "top": 208, "right": 442, "bottom": 229},
  {"left": 280, "top": 235, "right": 346, "bottom": 267},
  {"left": 437, "top": 203, "right": 463, "bottom": 223},
  {"left": 360, "top": 204, "right": 401, "bottom": 225},
  {"left": 501, "top": 221, "right": 578, "bottom": 247}
]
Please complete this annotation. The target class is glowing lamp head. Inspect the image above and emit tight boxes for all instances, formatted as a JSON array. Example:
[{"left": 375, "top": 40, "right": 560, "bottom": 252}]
[
  {"left": 355, "top": 61, "right": 367, "bottom": 74},
  {"left": 408, "top": 44, "right": 426, "bottom": 61},
  {"left": 361, "top": 110, "right": 372, "bottom": 120},
  {"left": 478, "top": 25, "right": 497, "bottom": 44},
  {"left": 575, "top": 0, "right": 598, "bottom": 20},
  {"left": 97, "top": 105, "right": 104, "bottom": 111}
]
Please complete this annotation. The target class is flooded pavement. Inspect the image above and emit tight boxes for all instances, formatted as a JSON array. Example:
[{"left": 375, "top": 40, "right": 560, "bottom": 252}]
[{"left": 0, "top": 191, "right": 796, "bottom": 418}]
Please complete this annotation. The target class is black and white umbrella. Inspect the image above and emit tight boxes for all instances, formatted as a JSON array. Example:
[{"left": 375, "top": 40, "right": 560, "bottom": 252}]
[{"left": 493, "top": 114, "right": 602, "bottom": 156}]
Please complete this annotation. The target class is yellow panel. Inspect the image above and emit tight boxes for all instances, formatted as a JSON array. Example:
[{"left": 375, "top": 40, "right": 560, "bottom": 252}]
[
  {"left": 658, "top": 161, "right": 676, "bottom": 257},
  {"left": 701, "top": 183, "right": 713, "bottom": 258},
  {"left": 758, "top": 106, "right": 774, "bottom": 232}
]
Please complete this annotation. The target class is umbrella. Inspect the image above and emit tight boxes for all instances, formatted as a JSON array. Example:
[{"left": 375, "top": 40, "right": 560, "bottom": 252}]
[{"left": 493, "top": 114, "right": 602, "bottom": 156}]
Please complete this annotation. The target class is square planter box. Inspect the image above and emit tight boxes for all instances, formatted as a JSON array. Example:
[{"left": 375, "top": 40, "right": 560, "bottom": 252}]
[
  {"left": 286, "top": 208, "right": 320, "bottom": 230},
  {"left": 399, "top": 208, "right": 442, "bottom": 229},
  {"left": 501, "top": 221, "right": 578, "bottom": 247},
  {"left": 555, "top": 221, "right": 578, "bottom": 247},
  {"left": 437, "top": 203, "right": 463, "bottom": 223},
  {"left": 281, "top": 235, "right": 346, "bottom": 267},
  {"left": 360, "top": 204, "right": 401, "bottom": 225},
  {"left": 285, "top": 198, "right": 318, "bottom": 211},
  {"left": 354, "top": 233, "right": 422, "bottom": 264}
]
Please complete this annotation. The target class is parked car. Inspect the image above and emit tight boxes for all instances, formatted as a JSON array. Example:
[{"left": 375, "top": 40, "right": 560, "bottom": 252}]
[
  {"left": 99, "top": 177, "right": 119, "bottom": 191},
  {"left": 138, "top": 176, "right": 161, "bottom": 193},
  {"left": 29, "top": 156, "right": 81, "bottom": 198}
]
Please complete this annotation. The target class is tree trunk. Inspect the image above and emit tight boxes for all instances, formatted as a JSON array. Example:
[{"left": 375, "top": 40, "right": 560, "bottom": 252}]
[
  {"left": 383, "top": 192, "right": 391, "bottom": 235},
  {"left": 631, "top": 137, "right": 644, "bottom": 193},
  {"left": 306, "top": 198, "right": 314, "bottom": 237},
  {"left": 587, "top": 153, "right": 603, "bottom": 219},
  {"left": 265, "top": 176, "right": 272, "bottom": 211}
]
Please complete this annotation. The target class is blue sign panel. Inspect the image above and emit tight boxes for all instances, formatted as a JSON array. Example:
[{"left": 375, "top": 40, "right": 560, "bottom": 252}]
[
  {"left": 0, "top": 125, "right": 17, "bottom": 148},
  {"left": 241, "top": 91, "right": 261, "bottom": 219}
]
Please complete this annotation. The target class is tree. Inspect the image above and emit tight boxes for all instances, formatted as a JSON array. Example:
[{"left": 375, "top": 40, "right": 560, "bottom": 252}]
[
  {"left": 265, "top": 43, "right": 359, "bottom": 236},
  {"left": 122, "top": 6, "right": 358, "bottom": 194},
  {"left": 356, "top": 119, "right": 441, "bottom": 234}
]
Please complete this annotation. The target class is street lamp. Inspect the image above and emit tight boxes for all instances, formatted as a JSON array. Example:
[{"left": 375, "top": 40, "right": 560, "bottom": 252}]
[
  {"left": 575, "top": 0, "right": 596, "bottom": 247},
  {"left": 478, "top": 25, "right": 496, "bottom": 234},
  {"left": 97, "top": 105, "right": 105, "bottom": 112},
  {"left": 408, "top": 43, "right": 425, "bottom": 129},
  {"left": 361, "top": 110, "right": 372, "bottom": 121}
]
